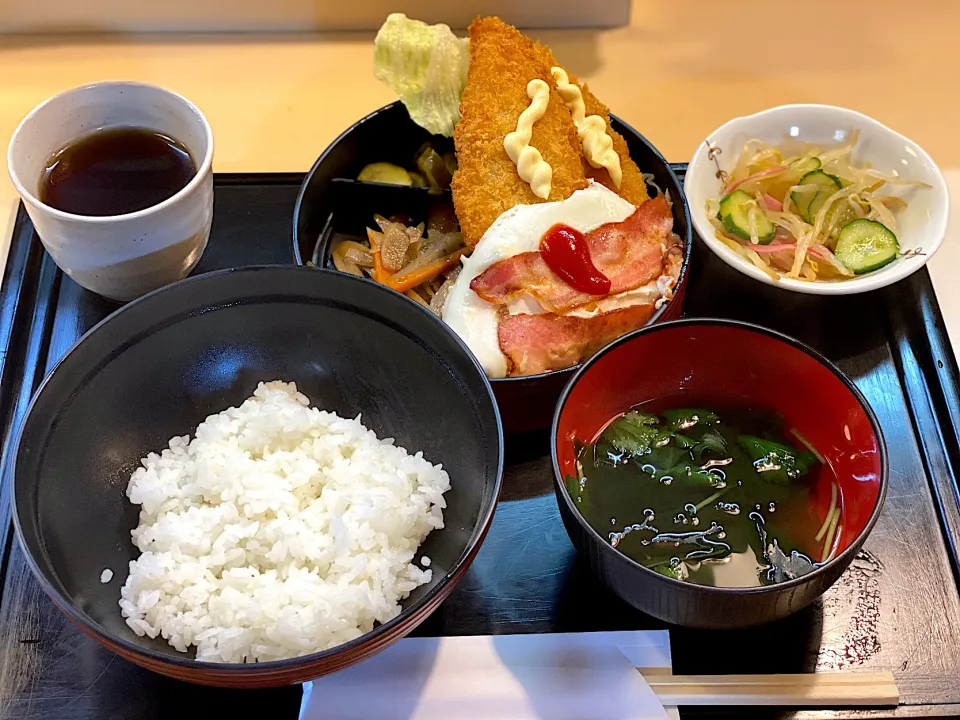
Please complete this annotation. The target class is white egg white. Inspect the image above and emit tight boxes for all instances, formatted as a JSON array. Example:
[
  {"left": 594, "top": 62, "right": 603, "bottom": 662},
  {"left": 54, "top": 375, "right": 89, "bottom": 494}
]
[{"left": 444, "top": 182, "right": 659, "bottom": 378}]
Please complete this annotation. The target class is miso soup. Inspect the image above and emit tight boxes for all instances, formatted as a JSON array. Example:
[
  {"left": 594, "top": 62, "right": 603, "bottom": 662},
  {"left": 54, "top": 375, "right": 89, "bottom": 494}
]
[{"left": 567, "top": 402, "right": 841, "bottom": 588}]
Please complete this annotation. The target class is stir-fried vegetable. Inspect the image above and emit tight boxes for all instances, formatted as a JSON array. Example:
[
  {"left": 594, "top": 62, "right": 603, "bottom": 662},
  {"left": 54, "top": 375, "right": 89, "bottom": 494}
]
[
  {"left": 357, "top": 162, "right": 415, "bottom": 186},
  {"left": 428, "top": 266, "right": 460, "bottom": 315},
  {"left": 332, "top": 205, "right": 466, "bottom": 315},
  {"left": 332, "top": 240, "right": 375, "bottom": 276},
  {"left": 386, "top": 248, "right": 465, "bottom": 292},
  {"left": 707, "top": 133, "right": 930, "bottom": 281},
  {"left": 356, "top": 141, "right": 455, "bottom": 192},
  {"left": 415, "top": 143, "right": 456, "bottom": 193}
]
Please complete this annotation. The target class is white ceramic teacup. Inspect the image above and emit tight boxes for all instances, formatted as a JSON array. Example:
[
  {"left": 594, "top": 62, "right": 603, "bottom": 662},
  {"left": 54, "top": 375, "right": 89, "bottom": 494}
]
[{"left": 7, "top": 82, "right": 214, "bottom": 301}]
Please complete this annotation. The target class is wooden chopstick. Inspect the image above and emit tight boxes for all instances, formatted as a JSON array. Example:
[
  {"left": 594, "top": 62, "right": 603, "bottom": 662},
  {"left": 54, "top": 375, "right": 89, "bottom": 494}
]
[{"left": 644, "top": 671, "right": 899, "bottom": 707}]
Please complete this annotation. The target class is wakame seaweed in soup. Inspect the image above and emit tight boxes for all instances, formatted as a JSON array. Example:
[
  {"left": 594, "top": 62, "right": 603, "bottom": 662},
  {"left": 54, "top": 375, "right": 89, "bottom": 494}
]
[{"left": 567, "top": 404, "right": 842, "bottom": 588}]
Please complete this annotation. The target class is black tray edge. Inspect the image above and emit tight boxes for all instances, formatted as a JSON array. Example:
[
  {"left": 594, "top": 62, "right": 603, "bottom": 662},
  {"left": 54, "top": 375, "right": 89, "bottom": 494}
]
[
  {"left": 0, "top": 211, "right": 60, "bottom": 593},
  {"left": 886, "top": 277, "right": 960, "bottom": 587}
]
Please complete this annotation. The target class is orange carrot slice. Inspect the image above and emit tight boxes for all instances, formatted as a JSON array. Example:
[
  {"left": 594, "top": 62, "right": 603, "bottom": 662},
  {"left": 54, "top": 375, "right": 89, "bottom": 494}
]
[{"left": 386, "top": 249, "right": 465, "bottom": 293}]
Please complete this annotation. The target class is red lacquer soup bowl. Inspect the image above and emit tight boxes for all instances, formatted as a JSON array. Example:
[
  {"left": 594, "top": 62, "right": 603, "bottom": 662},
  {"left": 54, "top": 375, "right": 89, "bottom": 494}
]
[{"left": 551, "top": 319, "right": 887, "bottom": 629}]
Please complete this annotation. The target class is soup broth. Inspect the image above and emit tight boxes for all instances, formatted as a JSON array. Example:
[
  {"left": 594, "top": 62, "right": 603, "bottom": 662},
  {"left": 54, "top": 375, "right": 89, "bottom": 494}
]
[{"left": 567, "top": 402, "right": 841, "bottom": 588}]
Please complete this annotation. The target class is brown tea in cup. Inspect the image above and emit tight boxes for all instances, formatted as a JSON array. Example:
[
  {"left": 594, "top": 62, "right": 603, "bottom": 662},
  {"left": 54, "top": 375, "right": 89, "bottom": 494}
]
[{"left": 38, "top": 127, "right": 196, "bottom": 217}]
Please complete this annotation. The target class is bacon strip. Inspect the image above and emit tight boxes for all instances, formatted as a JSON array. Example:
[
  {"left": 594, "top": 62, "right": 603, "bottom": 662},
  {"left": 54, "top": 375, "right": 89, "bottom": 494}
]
[
  {"left": 471, "top": 194, "right": 674, "bottom": 313},
  {"left": 497, "top": 303, "right": 657, "bottom": 376}
]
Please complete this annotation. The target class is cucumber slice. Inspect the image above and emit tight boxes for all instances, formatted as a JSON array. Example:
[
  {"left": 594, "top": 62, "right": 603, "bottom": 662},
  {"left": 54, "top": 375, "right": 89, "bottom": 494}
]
[
  {"left": 806, "top": 186, "right": 842, "bottom": 224},
  {"left": 825, "top": 200, "right": 859, "bottom": 238},
  {"left": 718, "top": 190, "right": 776, "bottom": 244},
  {"left": 791, "top": 170, "right": 841, "bottom": 223},
  {"left": 835, "top": 219, "right": 899, "bottom": 274},
  {"left": 718, "top": 189, "right": 750, "bottom": 218},
  {"left": 790, "top": 156, "right": 821, "bottom": 175}
]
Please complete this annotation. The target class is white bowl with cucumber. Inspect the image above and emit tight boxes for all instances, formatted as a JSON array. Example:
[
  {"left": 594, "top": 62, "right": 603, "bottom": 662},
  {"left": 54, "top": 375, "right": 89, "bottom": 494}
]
[{"left": 685, "top": 104, "right": 949, "bottom": 294}]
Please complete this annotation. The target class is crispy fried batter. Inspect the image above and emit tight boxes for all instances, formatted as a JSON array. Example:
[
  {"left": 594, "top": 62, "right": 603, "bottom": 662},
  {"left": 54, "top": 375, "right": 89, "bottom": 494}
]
[
  {"left": 575, "top": 77, "right": 650, "bottom": 206},
  {"left": 452, "top": 17, "right": 587, "bottom": 247},
  {"left": 536, "top": 44, "right": 650, "bottom": 207}
]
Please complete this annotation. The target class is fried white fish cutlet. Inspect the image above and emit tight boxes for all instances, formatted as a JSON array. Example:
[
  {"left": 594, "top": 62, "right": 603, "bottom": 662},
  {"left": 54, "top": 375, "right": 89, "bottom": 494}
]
[
  {"left": 452, "top": 17, "right": 587, "bottom": 247},
  {"left": 572, "top": 77, "right": 651, "bottom": 207},
  {"left": 537, "top": 44, "right": 651, "bottom": 207}
]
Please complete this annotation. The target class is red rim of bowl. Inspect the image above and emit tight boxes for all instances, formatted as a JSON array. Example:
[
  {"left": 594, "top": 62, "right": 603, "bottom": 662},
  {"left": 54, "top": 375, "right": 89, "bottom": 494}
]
[
  {"left": 550, "top": 317, "right": 889, "bottom": 596},
  {"left": 291, "top": 100, "right": 694, "bottom": 385}
]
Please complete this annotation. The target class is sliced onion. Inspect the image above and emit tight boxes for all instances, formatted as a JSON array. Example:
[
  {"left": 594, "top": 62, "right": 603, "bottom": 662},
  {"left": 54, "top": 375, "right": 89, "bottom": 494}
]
[
  {"left": 332, "top": 242, "right": 364, "bottom": 276},
  {"left": 724, "top": 165, "right": 788, "bottom": 194},
  {"left": 393, "top": 229, "right": 464, "bottom": 278},
  {"left": 726, "top": 140, "right": 782, "bottom": 188},
  {"left": 709, "top": 216, "right": 779, "bottom": 280},
  {"left": 335, "top": 240, "right": 374, "bottom": 267},
  {"left": 749, "top": 242, "right": 798, "bottom": 254},
  {"left": 879, "top": 195, "right": 908, "bottom": 212},
  {"left": 642, "top": 172, "right": 664, "bottom": 198},
  {"left": 816, "top": 129, "right": 859, "bottom": 166},
  {"left": 863, "top": 191, "right": 900, "bottom": 234},
  {"left": 429, "top": 266, "right": 461, "bottom": 316},
  {"left": 748, "top": 204, "right": 761, "bottom": 245},
  {"left": 405, "top": 289, "right": 429, "bottom": 307}
]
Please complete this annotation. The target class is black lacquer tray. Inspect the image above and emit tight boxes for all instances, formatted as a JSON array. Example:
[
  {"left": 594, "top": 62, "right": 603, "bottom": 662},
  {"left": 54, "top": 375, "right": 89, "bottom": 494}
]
[{"left": 1, "top": 170, "right": 959, "bottom": 719}]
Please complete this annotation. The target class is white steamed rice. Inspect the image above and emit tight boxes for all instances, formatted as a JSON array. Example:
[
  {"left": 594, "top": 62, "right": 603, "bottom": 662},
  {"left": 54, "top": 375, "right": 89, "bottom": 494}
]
[{"left": 118, "top": 381, "right": 451, "bottom": 663}]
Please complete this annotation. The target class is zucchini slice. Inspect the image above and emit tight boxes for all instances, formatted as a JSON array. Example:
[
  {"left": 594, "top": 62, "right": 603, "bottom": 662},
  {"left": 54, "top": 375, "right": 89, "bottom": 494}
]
[
  {"left": 834, "top": 219, "right": 899, "bottom": 274},
  {"left": 718, "top": 189, "right": 776, "bottom": 244},
  {"left": 791, "top": 170, "right": 841, "bottom": 223},
  {"left": 357, "top": 162, "right": 414, "bottom": 186}
]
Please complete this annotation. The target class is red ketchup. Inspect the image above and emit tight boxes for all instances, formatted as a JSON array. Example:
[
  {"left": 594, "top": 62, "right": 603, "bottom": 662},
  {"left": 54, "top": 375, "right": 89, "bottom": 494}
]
[{"left": 539, "top": 224, "right": 612, "bottom": 295}]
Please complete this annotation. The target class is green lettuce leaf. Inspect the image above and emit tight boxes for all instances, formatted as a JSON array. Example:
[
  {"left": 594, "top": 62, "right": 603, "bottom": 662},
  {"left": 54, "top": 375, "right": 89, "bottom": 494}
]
[{"left": 373, "top": 13, "right": 469, "bottom": 137}]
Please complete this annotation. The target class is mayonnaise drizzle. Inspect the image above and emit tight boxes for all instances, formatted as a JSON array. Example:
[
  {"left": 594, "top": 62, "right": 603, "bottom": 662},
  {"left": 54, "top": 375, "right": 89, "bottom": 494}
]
[
  {"left": 550, "top": 67, "right": 622, "bottom": 188},
  {"left": 503, "top": 79, "right": 553, "bottom": 199}
]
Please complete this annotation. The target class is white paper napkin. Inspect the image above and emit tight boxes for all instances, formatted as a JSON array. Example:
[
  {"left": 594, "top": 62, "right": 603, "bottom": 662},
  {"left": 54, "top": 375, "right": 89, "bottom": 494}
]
[{"left": 299, "top": 630, "right": 677, "bottom": 720}]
